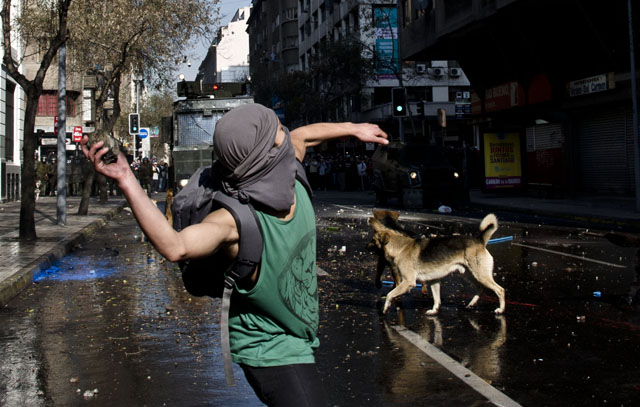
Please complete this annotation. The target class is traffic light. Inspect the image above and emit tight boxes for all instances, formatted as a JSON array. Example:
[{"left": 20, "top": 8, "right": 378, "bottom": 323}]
[
  {"left": 392, "top": 87, "right": 407, "bottom": 117},
  {"left": 129, "top": 113, "right": 140, "bottom": 135},
  {"left": 416, "top": 100, "right": 425, "bottom": 117}
]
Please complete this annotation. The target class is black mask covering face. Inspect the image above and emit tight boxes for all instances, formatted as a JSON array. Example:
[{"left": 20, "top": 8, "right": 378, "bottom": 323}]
[{"left": 213, "top": 104, "right": 297, "bottom": 212}]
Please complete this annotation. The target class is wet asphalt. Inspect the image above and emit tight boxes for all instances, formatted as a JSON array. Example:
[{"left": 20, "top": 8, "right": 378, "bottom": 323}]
[{"left": 1, "top": 192, "right": 640, "bottom": 406}]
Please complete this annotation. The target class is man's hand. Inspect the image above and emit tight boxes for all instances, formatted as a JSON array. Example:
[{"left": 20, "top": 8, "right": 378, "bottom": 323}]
[
  {"left": 351, "top": 123, "right": 389, "bottom": 145},
  {"left": 80, "top": 135, "right": 132, "bottom": 183}
]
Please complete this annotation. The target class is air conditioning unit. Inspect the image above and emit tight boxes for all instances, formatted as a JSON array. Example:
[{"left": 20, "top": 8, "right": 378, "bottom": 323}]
[
  {"left": 428, "top": 67, "right": 445, "bottom": 77},
  {"left": 415, "top": 64, "right": 426, "bottom": 74},
  {"left": 449, "top": 67, "right": 462, "bottom": 77}
]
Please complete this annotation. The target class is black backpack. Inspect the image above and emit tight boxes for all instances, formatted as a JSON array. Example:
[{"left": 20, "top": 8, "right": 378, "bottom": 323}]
[{"left": 171, "top": 159, "right": 312, "bottom": 385}]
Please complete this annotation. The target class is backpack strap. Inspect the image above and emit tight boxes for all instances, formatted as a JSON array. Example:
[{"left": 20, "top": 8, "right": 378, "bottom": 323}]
[
  {"left": 295, "top": 159, "right": 313, "bottom": 200},
  {"left": 211, "top": 191, "right": 263, "bottom": 285},
  {"left": 211, "top": 191, "right": 263, "bottom": 387}
]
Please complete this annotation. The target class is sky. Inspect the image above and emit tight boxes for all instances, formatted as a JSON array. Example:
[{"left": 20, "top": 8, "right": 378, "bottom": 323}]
[{"left": 177, "top": 0, "right": 252, "bottom": 81}]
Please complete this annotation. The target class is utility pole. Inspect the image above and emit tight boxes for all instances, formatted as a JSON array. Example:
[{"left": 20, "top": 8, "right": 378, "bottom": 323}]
[
  {"left": 56, "top": 42, "right": 67, "bottom": 225},
  {"left": 134, "top": 79, "right": 140, "bottom": 161}
]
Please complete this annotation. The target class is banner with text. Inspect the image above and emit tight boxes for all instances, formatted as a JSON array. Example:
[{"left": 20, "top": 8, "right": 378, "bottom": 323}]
[{"left": 374, "top": 7, "right": 399, "bottom": 80}]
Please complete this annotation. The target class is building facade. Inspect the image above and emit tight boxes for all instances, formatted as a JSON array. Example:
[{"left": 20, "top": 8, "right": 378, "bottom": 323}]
[
  {"left": 398, "top": 0, "right": 639, "bottom": 197},
  {"left": 1, "top": 0, "right": 25, "bottom": 202},
  {"left": 248, "top": 0, "right": 471, "bottom": 144},
  {"left": 1, "top": 55, "right": 25, "bottom": 202},
  {"left": 216, "top": 6, "right": 251, "bottom": 83},
  {"left": 247, "top": 0, "right": 299, "bottom": 82}
]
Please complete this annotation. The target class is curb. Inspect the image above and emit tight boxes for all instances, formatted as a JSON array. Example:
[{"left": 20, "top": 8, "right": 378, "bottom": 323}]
[
  {"left": 0, "top": 202, "right": 127, "bottom": 307},
  {"left": 470, "top": 201, "right": 640, "bottom": 232}
]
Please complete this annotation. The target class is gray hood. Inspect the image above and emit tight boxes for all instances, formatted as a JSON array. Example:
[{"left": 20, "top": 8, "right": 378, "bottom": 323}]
[{"left": 213, "top": 103, "right": 297, "bottom": 212}]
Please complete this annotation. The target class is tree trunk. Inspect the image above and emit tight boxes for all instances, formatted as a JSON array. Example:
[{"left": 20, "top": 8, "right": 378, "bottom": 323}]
[
  {"left": 19, "top": 96, "right": 40, "bottom": 240},
  {"left": 97, "top": 173, "right": 108, "bottom": 204},
  {"left": 78, "top": 161, "right": 95, "bottom": 216}
]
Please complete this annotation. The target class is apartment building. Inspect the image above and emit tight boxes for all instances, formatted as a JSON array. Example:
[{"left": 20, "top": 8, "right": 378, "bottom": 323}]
[
  {"left": 249, "top": 0, "right": 471, "bottom": 136},
  {"left": 247, "top": 0, "right": 299, "bottom": 81}
]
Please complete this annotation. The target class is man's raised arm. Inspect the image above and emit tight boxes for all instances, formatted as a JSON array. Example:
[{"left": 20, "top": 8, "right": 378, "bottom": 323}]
[{"left": 290, "top": 122, "right": 388, "bottom": 161}]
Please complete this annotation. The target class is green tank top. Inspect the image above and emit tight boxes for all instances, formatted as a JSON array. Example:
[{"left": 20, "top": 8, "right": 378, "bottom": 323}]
[{"left": 229, "top": 181, "right": 319, "bottom": 367}]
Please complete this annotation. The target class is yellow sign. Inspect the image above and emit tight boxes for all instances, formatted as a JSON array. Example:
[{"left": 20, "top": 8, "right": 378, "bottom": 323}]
[{"left": 483, "top": 132, "right": 522, "bottom": 189}]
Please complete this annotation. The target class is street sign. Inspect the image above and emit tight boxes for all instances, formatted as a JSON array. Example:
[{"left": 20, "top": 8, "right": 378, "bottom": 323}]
[
  {"left": 72, "top": 126, "right": 83, "bottom": 142},
  {"left": 138, "top": 128, "right": 149, "bottom": 139}
]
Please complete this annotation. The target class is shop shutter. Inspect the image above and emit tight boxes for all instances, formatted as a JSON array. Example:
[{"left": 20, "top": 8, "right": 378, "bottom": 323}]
[{"left": 579, "top": 109, "right": 632, "bottom": 194}]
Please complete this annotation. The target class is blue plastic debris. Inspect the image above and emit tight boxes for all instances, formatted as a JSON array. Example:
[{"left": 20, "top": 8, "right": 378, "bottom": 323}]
[
  {"left": 488, "top": 236, "right": 514, "bottom": 245},
  {"left": 593, "top": 291, "right": 602, "bottom": 298}
]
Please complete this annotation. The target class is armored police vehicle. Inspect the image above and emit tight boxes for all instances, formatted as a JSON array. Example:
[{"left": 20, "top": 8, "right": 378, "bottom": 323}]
[{"left": 168, "top": 81, "right": 253, "bottom": 189}]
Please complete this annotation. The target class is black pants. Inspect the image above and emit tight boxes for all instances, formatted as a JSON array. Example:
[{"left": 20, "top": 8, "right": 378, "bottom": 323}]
[{"left": 240, "top": 363, "right": 328, "bottom": 407}]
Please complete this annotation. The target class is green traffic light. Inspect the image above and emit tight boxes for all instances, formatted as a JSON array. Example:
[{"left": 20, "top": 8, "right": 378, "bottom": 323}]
[{"left": 396, "top": 106, "right": 403, "bottom": 112}]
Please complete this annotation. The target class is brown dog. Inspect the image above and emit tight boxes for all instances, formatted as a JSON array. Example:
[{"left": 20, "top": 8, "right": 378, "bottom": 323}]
[
  {"left": 367, "top": 210, "right": 422, "bottom": 291},
  {"left": 369, "top": 213, "right": 505, "bottom": 315}
]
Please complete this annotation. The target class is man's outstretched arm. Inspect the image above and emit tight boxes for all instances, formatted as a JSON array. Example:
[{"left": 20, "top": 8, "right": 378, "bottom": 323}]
[
  {"left": 80, "top": 137, "right": 238, "bottom": 262},
  {"left": 290, "top": 122, "right": 388, "bottom": 161}
]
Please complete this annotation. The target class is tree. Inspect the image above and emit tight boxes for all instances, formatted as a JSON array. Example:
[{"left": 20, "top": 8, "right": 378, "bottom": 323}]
[
  {"left": 68, "top": 0, "right": 218, "bottom": 135},
  {"left": 308, "top": 35, "right": 376, "bottom": 122},
  {"left": 139, "top": 90, "right": 173, "bottom": 159},
  {"left": 1, "top": 0, "right": 72, "bottom": 240},
  {"left": 65, "top": 0, "right": 218, "bottom": 214},
  {"left": 252, "top": 35, "right": 374, "bottom": 127}
]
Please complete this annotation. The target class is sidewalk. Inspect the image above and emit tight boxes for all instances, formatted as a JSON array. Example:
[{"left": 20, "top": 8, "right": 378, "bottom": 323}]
[
  {"left": 0, "top": 195, "right": 127, "bottom": 306},
  {"left": 2, "top": 189, "right": 640, "bottom": 307}
]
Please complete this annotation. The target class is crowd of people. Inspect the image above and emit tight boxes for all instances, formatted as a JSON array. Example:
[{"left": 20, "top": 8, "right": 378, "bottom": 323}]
[
  {"left": 34, "top": 152, "right": 169, "bottom": 198},
  {"left": 130, "top": 157, "right": 169, "bottom": 195},
  {"left": 302, "top": 153, "right": 373, "bottom": 191},
  {"left": 35, "top": 153, "right": 91, "bottom": 197}
]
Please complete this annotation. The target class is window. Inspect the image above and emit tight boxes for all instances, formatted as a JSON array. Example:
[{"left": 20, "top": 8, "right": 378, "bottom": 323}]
[
  {"left": 37, "top": 92, "right": 77, "bottom": 117},
  {"left": 5, "top": 81, "right": 15, "bottom": 161}
]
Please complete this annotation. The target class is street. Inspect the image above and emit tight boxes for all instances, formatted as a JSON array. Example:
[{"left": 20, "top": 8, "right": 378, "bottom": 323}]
[{"left": 1, "top": 192, "right": 640, "bottom": 406}]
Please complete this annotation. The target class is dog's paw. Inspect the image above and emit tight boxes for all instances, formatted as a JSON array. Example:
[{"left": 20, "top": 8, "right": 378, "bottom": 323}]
[
  {"left": 493, "top": 308, "right": 505, "bottom": 314},
  {"left": 426, "top": 309, "right": 439, "bottom": 316}
]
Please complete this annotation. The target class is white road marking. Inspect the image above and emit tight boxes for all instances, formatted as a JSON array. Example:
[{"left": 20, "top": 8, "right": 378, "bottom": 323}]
[
  {"left": 391, "top": 324, "right": 524, "bottom": 407},
  {"left": 512, "top": 243, "right": 626, "bottom": 268}
]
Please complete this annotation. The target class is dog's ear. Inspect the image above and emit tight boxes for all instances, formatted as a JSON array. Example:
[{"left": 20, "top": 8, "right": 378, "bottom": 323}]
[
  {"left": 369, "top": 217, "right": 385, "bottom": 231},
  {"left": 388, "top": 210, "right": 400, "bottom": 221}
]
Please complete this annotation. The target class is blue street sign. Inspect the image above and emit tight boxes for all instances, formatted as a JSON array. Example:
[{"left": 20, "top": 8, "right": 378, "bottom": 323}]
[{"left": 138, "top": 128, "right": 149, "bottom": 139}]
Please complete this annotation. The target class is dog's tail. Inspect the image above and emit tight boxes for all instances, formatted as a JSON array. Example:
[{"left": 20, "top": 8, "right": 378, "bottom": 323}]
[{"left": 478, "top": 214, "right": 498, "bottom": 246}]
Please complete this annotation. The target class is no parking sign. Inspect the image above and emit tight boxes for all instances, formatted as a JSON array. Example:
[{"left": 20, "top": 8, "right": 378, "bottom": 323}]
[{"left": 72, "top": 126, "right": 83, "bottom": 142}]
